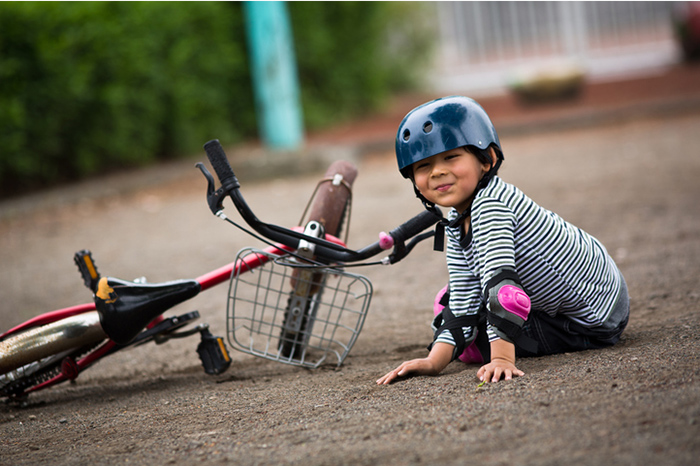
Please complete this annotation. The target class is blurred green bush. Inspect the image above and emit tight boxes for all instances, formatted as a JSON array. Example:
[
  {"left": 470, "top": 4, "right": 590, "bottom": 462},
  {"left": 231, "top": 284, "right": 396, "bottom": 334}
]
[
  {"left": 0, "top": 2, "right": 431, "bottom": 197},
  {"left": 290, "top": 1, "right": 432, "bottom": 128}
]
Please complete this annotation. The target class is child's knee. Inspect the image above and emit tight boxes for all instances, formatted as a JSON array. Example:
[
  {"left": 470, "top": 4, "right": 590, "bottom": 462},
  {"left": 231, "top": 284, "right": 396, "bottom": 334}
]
[
  {"left": 433, "top": 285, "right": 449, "bottom": 316},
  {"left": 433, "top": 285, "right": 484, "bottom": 364}
]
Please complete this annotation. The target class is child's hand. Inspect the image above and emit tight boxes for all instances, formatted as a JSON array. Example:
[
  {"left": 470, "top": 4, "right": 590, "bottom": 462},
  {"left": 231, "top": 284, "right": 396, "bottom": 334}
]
[
  {"left": 376, "top": 342, "right": 454, "bottom": 385},
  {"left": 376, "top": 358, "right": 441, "bottom": 385},
  {"left": 477, "top": 357, "right": 524, "bottom": 383}
]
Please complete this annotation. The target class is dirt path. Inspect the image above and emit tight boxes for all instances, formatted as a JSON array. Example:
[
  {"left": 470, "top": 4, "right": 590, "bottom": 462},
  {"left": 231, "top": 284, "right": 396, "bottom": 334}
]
[{"left": 2, "top": 109, "right": 700, "bottom": 464}]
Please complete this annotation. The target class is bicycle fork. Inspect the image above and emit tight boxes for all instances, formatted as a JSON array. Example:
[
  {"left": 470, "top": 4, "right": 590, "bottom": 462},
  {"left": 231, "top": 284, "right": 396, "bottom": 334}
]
[{"left": 279, "top": 221, "right": 326, "bottom": 359}]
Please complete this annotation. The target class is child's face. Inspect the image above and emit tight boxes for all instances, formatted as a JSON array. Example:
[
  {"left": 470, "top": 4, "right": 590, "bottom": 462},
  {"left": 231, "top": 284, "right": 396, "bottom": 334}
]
[{"left": 412, "top": 147, "right": 493, "bottom": 213}]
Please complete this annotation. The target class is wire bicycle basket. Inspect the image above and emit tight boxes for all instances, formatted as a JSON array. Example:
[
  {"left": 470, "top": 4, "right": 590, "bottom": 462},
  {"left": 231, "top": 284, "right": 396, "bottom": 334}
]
[{"left": 226, "top": 247, "right": 372, "bottom": 368}]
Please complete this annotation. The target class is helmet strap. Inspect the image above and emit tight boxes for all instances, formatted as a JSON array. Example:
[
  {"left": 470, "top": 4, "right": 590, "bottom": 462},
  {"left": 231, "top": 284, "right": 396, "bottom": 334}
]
[
  {"left": 412, "top": 185, "right": 447, "bottom": 251},
  {"left": 435, "top": 158, "right": 501, "bottom": 249},
  {"left": 474, "top": 157, "right": 501, "bottom": 193}
]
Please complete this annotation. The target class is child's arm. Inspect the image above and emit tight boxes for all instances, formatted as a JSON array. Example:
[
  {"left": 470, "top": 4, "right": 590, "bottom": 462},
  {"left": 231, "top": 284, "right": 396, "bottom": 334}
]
[
  {"left": 376, "top": 342, "right": 454, "bottom": 385},
  {"left": 477, "top": 339, "right": 524, "bottom": 382}
]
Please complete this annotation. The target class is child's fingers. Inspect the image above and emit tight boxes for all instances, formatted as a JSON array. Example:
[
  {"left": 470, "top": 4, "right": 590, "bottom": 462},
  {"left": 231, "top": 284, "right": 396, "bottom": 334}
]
[
  {"left": 478, "top": 365, "right": 493, "bottom": 382},
  {"left": 496, "top": 368, "right": 525, "bottom": 382},
  {"left": 491, "top": 367, "right": 503, "bottom": 382},
  {"left": 479, "top": 361, "right": 525, "bottom": 383},
  {"left": 376, "top": 371, "right": 394, "bottom": 385},
  {"left": 376, "top": 365, "right": 404, "bottom": 385},
  {"left": 377, "top": 360, "right": 421, "bottom": 385}
]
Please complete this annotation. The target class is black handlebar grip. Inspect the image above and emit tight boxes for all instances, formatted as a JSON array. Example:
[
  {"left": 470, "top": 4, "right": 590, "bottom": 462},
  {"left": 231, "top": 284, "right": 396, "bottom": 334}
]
[
  {"left": 203, "top": 139, "right": 238, "bottom": 189},
  {"left": 389, "top": 210, "right": 441, "bottom": 243}
]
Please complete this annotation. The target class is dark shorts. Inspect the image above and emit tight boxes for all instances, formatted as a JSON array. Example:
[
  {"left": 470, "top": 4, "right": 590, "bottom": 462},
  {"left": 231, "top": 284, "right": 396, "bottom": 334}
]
[{"left": 515, "top": 274, "right": 630, "bottom": 358}]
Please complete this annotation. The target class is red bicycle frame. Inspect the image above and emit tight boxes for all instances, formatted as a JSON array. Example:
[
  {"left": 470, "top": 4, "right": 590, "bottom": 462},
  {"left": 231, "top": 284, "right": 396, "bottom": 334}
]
[{"left": 1, "top": 230, "right": 348, "bottom": 394}]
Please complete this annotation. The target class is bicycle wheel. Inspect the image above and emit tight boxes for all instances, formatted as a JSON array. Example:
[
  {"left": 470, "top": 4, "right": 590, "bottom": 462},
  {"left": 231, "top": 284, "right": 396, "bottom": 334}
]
[
  {"left": 0, "top": 310, "right": 203, "bottom": 399},
  {"left": 0, "top": 311, "right": 108, "bottom": 399},
  {"left": 278, "top": 160, "right": 357, "bottom": 359}
]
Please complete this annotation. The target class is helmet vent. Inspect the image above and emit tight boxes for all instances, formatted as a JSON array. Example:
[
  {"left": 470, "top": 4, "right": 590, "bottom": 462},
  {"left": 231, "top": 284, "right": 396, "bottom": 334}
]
[
  {"left": 422, "top": 121, "right": 433, "bottom": 133},
  {"left": 402, "top": 129, "right": 411, "bottom": 141}
]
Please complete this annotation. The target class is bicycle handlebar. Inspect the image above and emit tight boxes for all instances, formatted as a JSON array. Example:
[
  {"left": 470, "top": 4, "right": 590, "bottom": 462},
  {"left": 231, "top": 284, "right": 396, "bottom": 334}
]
[
  {"left": 199, "top": 139, "right": 441, "bottom": 265},
  {"left": 203, "top": 139, "right": 239, "bottom": 193}
]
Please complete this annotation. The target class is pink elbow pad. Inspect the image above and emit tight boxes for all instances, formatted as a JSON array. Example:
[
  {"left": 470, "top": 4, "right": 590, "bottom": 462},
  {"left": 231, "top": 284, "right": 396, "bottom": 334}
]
[{"left": 497, "top": 285, "right": 531, "bottom": 320}]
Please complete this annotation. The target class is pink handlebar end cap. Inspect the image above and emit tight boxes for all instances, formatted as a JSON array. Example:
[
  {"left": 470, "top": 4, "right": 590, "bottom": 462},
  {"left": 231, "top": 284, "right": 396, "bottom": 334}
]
[{"left": 379, "top": 232, "right": 394, "bottom": 250}]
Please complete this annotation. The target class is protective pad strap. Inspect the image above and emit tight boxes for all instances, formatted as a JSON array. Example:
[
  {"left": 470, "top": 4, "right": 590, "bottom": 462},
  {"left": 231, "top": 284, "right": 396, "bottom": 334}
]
[
  {"left": 485, "top": 268, "right": 523, "bottom": 292},
  {"left": 430, "top": 304, "right": 488, "bottom": 361}
]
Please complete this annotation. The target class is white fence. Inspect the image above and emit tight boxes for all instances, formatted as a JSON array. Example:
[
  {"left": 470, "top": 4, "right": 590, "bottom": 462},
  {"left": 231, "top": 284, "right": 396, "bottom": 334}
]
[{"left": 433, "top": 1, "right": 680, "bottom": 95}]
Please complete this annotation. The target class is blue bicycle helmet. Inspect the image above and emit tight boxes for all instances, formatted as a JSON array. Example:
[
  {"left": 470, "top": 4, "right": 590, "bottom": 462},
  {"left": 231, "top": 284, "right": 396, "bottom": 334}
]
[{"left": 395, "top": 96, "right": 502, "bottom": 178}]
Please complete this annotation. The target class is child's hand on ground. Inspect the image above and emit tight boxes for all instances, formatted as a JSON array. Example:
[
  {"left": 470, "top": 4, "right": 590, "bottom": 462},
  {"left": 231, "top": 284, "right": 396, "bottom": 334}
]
[
  {"left": 376, "top": 342, "right": 454, "bottom": 385},
  {"left": 477, "top": 357, "right": 524, "bottom": 383},
  {"left": 376, "top": 358, "right": 442, "bottom": 385}
]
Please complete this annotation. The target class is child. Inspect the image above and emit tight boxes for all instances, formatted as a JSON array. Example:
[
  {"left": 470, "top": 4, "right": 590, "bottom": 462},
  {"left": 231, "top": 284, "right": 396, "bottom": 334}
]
[{"left": 377, "top": 96, "right": 629, "bottom": 385}]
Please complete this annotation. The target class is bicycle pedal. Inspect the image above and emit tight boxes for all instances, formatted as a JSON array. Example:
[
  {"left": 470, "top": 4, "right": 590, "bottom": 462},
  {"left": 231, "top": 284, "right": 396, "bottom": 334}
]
[
  {"left": 197, "top": 329, "right": 231, "bottom": 375},
  {"left": 74, "top": 250, "right": 101, "bottom": 292}
]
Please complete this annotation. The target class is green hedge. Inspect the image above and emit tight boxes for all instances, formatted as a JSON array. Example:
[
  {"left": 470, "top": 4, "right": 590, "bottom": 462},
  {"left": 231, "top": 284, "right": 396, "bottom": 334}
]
[
  {"left": 0, "top": 2, "right": 431, "bottom": 197},
  {"left": 0, "top": 2, "right": 251, "bottom": 196}
]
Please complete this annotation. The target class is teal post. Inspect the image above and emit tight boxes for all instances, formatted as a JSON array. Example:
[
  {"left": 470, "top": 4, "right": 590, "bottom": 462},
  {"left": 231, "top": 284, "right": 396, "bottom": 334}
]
[{"left": 243, "top": 1, "right": 304, "bottom": 150}]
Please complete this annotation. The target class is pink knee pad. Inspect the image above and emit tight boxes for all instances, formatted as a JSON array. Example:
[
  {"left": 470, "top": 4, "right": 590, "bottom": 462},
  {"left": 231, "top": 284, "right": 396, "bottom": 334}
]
[{"left": 434, "top": 286, "right": 483, "bottom": 364}]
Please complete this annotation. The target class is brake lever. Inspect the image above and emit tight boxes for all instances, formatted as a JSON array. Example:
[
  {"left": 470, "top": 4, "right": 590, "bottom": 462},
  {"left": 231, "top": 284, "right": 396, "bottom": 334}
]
[{"left": 196, "top": 162, "right": 228, "bottom": 215}]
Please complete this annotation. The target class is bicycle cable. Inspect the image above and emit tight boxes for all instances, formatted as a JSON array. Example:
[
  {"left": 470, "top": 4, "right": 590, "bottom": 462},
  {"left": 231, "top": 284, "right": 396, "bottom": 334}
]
[{"left": 219, "top": 215, "right": 387, "bottom": 269}]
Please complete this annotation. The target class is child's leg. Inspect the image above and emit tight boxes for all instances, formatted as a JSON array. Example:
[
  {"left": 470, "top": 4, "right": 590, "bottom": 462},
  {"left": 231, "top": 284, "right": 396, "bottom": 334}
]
[
  {"left": 515, "top": 310, "right": 610, "bottom": 357},
  {"left": 515, "top": 311, "right": 624, "bottom": 357},
  {"left": 516, "top": 278, "right": 630, "bottom": 357},
  {"left": 433, "top": 285, "right": 484, "bottom": 364}
]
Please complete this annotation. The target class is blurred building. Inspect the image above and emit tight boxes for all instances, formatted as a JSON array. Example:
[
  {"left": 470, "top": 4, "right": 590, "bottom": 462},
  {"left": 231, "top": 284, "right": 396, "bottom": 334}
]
[{"left": 433, "top": 1, "right": 679, "bottom": 95}]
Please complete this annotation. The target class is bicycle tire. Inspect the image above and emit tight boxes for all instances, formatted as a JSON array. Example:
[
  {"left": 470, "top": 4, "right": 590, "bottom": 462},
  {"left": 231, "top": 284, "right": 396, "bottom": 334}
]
[
  {"left": 0, "top": 310, "right": 201, "bottom": 399},
  {"left": 0, "top": 311, "right": 107, "bottom": 375},
  {"left": 278, "top": 161, "right": 357, "bottom": 359},
  {"left": 0, "top": 341, "right": 102, "bottom": 399},
  {"left": 0, "top": 311, "right": 108, "bottom": 399}
]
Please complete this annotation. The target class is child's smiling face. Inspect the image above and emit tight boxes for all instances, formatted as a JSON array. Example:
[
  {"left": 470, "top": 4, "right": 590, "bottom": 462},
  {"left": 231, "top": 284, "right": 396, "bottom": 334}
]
[{"left": 411, "top": 146, "right": 493, "bottom": 213}]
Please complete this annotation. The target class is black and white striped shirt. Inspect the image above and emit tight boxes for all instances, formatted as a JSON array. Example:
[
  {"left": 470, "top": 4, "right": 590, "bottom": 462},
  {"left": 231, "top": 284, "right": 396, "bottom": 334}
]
[{"left": 437, "top": 176, "right": 623, "bottom": 347}]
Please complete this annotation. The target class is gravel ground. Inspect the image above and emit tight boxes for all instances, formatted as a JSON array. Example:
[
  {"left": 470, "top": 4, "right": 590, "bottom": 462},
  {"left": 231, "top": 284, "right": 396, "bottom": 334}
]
[{"left": 1, "top": 104, "right": 700, "bottom": 465}]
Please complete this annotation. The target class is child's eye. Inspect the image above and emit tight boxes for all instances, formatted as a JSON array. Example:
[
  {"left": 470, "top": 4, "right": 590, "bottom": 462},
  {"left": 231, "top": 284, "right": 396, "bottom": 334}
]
[{"left": 414, "top": 162, "right": 430, "bottom": 170}]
